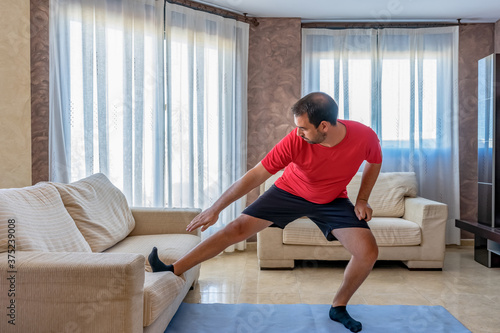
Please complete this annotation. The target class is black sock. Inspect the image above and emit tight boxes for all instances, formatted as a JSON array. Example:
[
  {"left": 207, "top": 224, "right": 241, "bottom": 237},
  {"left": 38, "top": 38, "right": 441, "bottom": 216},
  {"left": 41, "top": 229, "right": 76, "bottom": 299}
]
[
  {"left": 329, "top": 306, "right": 362, "bottom": 332},
  {"left": 148, "top": 247, "right": 175, "bottom": 273}
]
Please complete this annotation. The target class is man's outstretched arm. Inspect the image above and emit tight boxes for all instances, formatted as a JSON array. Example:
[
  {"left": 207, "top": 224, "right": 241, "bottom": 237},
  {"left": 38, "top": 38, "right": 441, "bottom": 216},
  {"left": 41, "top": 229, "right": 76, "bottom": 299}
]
[
  {"left": 186, "top": 162, "right": 272, "bottom": 232},
  {"left": 354, "top": 162, "right": 382, "bottom": 221}
]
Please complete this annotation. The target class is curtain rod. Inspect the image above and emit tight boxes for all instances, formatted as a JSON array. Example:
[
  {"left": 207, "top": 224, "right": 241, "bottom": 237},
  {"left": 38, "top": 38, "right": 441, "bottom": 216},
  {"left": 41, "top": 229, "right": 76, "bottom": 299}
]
[
  {"left": 165, "top": 0, "right": 259, "bottom": 26},
  {"left": 302, "top": 19, "right": 464, "bottom": 29}
]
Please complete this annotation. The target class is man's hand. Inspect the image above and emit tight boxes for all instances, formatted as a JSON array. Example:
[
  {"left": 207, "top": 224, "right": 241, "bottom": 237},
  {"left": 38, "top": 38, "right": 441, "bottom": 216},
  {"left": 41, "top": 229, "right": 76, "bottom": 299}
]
[
  {"left": 186, "top": 207, "right": 220, "bottom": 232},
  {"left": 185, "top": 162, "right": 272, "bottom": 233},
  {"left": 354, "top": 199, "right": 373, "bottom": 222},
  {"left": 354, "top": 161, "right": 381, "bottom": 222}
]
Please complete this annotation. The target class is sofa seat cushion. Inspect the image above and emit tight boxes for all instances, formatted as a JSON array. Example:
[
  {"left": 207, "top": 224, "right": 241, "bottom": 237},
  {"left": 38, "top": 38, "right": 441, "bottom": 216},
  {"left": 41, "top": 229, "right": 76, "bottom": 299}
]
[
  {"left": 0, "top": 183, "right": 92, "bottom": 252},
  {"left": 143, "top": 271, "right": 185, "bottom": 326},
  {"left": 52, "top": 173, "right": 135, "bottom": 252},
  {"left": 105, "top": 234, "right": 201, "bottom": 326},
  {"left": 283, "top": 218, "right": 343, "bottom": 246},
  {"left": 104, "top": 234, "right": 201, "bottom": 270},
  {"left": 368, "top": 217, "right": 421, "bottom": 246},
  {"left": 347, "top": 172, "right": 418, "bottom": 217},
  {"left": 282, "top": 217, "right": 421, "bottom": 247}
]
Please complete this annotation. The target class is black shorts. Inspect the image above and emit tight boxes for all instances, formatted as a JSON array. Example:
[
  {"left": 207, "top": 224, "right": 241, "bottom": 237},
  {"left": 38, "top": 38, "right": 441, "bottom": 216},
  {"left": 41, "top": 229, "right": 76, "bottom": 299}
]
[{"left": 242, "top": 185, "right": 370, "bottom": 241}]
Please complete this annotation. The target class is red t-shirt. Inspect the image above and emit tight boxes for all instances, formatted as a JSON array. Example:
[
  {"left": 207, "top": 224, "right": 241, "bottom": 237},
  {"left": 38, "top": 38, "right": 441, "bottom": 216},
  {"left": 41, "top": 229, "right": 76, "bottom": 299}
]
[{"left": 261, "top": 120, "right": 382, "bottom": 204}]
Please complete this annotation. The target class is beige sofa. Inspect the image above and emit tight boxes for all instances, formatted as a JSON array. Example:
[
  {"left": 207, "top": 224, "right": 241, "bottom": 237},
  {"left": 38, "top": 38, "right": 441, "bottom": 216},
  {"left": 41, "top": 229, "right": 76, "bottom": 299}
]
[
  {"left": 257, "top": 171, "right": 448, "bottom": 270},
  {"left": 0, "top": 173, "right": 201, "bottom": 333}
]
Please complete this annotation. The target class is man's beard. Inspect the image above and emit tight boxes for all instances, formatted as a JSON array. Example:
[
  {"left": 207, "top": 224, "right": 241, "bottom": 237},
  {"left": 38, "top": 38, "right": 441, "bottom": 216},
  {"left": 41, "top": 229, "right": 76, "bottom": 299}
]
[{"left": 301, "top": 132, "right": 326, "bottom": 144}]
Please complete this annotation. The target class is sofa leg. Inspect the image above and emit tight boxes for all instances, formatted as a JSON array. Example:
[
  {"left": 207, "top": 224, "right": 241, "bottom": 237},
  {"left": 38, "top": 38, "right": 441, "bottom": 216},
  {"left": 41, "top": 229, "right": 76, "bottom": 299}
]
[{"left": 258, "top": 259, "right": 295, "bottom": 270}]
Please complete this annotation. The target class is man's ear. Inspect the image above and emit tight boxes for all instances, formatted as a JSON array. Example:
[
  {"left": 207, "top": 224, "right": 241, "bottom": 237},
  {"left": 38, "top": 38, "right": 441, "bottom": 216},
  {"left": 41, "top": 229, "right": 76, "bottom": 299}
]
[{"left": 319, "top": 120, "right": 330, "bottom": 132}]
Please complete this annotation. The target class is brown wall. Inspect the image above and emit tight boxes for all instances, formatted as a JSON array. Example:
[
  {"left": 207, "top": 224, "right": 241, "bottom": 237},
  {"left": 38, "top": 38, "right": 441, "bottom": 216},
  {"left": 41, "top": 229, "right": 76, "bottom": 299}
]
[
  {"left": 496, "top": 19, "right": 500, "bottom": 53},
  {"left": 31, "top": 0, "right": 50, "bottom": 185},
  {"left": 246, "top": 18, "right": 302, "bottom": 205},
  {"left": 458, "top": 24, "right": 495, "bottom": 238}
]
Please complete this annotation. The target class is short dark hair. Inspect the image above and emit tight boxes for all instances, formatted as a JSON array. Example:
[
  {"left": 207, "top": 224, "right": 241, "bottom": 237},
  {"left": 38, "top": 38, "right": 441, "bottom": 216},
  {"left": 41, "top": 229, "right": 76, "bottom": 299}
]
[{"left": 291, "top": 92, "right": 338, "bottom": 127}]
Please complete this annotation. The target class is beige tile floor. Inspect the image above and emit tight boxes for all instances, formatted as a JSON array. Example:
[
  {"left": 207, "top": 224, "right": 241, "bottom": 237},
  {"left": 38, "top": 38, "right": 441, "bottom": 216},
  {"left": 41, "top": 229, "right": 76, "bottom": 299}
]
[{"left": 184, "top": 244, "right": 500, "bottom": 333}]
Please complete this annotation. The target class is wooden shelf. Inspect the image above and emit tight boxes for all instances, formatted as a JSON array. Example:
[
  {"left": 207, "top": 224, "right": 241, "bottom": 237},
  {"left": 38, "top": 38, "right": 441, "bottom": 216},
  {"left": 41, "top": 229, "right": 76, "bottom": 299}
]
[{"left": 455, "top": 219, "right": 500, "bottom": 243}]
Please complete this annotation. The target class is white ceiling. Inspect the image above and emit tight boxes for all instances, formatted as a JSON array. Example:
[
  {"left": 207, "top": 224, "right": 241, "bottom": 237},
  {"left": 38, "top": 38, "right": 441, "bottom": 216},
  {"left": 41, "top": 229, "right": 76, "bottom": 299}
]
[{"left": 191, "top": 0, "right": 500, "bottom": 23}]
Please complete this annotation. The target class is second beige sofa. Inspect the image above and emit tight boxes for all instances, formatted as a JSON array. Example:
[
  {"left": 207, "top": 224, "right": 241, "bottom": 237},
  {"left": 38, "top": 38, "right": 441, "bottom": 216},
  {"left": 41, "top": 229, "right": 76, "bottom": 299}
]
[{"left": 257, "top": 172, "right": 448, "bottom": 270}]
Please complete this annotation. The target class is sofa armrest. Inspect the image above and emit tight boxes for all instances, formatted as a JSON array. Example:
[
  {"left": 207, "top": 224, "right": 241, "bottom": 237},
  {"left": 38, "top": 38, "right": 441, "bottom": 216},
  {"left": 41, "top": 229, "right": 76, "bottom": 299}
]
[
  {"left": 129, "top": 207, "right": 201, "bottom": 236},
  {"left": 403, "top": 197, "right": 448, "bottom": 229},
  {"left": 403, "top": 197, "right": 448, "bottom": 261},
  {"left": 257, "top": 227, "right": 296, "bottom": 268},
  {"left": 0, "top": 251, "right": 145, "bottom": 333}
]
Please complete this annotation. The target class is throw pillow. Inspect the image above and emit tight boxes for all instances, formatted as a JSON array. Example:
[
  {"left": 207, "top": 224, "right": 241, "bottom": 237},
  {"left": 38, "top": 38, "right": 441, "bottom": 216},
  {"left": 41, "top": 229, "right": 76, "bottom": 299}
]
[
  {"left": 52, "top": 173, "right": 135, "bottom": 252},
  {"left": 347, "top": 172, "right": 418, "bottom": 217},
  {"left": 0, "top": 183, "right": 92, "bottom": 252}
]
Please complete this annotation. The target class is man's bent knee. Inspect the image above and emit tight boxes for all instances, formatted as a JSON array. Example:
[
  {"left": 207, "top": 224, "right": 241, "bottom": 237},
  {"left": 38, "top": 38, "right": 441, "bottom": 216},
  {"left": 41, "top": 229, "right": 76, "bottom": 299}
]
[
  {"left": 360, "top": 242, "right": 378, "bottom": 266},
  {"left": 367, "top": 246, "right": 379, "bottom": 265},
  {"left": 350, "top": 238, "right": 378, "bottom": 265}
]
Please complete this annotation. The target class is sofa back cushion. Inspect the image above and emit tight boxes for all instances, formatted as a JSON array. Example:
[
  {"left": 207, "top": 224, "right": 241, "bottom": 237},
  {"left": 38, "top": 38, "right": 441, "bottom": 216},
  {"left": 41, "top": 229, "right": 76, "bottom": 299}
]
[
  {"left": 0, "top": 183, "right": 92, "bottom": 252},
  {"left": 52, "top": 173, "right": 135, "bottom": 252},
  {"left": 347, "top": 172, "right": 417, "bottom": 217}
]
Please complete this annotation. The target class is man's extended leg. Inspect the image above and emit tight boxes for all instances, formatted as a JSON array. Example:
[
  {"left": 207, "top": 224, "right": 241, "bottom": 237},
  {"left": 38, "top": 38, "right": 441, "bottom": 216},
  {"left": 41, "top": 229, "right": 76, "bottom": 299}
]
[
  {"left": 149, "top": 214, "right": 272, "bottom": 276},
  {"left": 328, "top": 227, "right": 378, "bottom": 332}
]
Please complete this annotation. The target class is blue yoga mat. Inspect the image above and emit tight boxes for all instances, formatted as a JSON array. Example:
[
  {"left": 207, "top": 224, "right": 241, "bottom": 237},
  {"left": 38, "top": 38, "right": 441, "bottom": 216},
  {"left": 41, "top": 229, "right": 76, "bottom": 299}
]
[{"left": 165, "top": 303, "right": 470, "bottom": 333}]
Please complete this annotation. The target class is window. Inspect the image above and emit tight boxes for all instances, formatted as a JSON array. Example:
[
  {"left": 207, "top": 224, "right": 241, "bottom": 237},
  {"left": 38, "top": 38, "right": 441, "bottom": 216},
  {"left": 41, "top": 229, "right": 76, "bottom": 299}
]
[
  {"left": 302, "top": 27, "right": 460, "bottom": 244},
  {"left": 50, "top": 0, "right": 249, "bottom": 224},
  {"left": 311, "top": 34, "right": 442, "bottom": 148}
]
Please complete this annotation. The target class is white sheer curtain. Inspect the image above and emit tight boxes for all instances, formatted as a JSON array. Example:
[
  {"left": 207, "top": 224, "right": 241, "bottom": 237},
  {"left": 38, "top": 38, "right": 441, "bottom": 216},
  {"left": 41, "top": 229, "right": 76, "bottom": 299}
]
[
  {"left": 302, "top": 27, "right": 460, "bottom": 244},
  {"left": 164, "top": 3, "right": 249, "bottom": 249},
  {"left": 50, "top": 0, "right": 249, "bottom": 249},
  {"left": 50, "top": 0, "right": 165, "bottom": 202}
]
